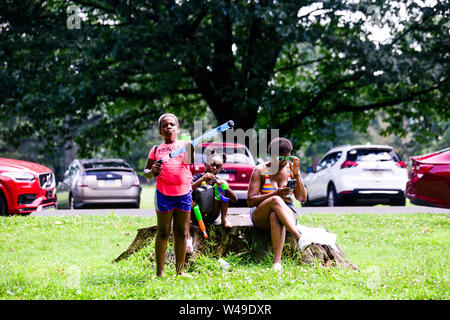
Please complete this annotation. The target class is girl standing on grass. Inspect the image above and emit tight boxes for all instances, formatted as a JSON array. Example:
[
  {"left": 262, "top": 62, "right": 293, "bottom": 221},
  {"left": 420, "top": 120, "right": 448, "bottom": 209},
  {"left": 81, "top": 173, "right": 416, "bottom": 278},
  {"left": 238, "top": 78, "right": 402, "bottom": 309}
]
[{"left": 144, "top": 113, "right": 194, "bottom": 277}]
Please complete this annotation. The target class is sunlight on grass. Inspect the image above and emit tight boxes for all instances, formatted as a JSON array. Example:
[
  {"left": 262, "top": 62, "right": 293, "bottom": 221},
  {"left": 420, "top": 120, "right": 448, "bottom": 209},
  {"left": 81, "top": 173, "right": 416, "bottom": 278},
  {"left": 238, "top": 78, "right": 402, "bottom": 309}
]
[{"left": 0, "top": 212, "right": 448, "bottom": 299}]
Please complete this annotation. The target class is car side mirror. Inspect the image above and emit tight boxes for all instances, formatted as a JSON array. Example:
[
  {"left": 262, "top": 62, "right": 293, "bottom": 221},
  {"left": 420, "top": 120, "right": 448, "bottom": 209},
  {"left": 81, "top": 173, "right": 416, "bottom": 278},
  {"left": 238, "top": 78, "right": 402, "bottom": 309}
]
[{"left": 306, "top": 166, "right": 314, "bottom": 173}]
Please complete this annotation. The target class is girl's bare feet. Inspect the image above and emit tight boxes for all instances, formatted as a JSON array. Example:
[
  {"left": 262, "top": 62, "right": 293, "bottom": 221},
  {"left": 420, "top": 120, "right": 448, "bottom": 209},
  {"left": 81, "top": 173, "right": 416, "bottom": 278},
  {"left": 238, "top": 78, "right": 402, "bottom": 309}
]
[{"left": 222, "top": 216, "right": 233, "bottom": 228}]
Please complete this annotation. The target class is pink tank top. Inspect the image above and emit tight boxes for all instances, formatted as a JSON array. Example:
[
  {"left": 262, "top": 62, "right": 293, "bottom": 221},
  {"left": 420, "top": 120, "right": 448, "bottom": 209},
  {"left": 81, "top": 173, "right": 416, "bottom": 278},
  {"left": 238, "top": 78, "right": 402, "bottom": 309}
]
[{"left": 148, "top": 140, "right": 192, "bottom": 196}]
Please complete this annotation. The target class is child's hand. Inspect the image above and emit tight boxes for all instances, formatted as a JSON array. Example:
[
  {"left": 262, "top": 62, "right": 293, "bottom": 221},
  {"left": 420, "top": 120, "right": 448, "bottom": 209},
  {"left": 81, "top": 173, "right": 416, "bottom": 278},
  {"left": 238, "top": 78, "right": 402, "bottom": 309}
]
[
  {"left": 216, "top": 179, "right": 226, "bottom": 187},
  {"left": 151, "top": 161, "right": 162, "bottom": 175},
  {"left": 202, "top": 172, "right": 216, "bottom": 182}
]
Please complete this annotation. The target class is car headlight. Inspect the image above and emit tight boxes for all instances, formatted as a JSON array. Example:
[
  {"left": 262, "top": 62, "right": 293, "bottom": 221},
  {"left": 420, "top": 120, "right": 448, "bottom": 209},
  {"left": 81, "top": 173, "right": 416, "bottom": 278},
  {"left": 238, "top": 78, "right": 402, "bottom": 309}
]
[{"left": 1, "top": 172, "right": 36, "bottom": 182}]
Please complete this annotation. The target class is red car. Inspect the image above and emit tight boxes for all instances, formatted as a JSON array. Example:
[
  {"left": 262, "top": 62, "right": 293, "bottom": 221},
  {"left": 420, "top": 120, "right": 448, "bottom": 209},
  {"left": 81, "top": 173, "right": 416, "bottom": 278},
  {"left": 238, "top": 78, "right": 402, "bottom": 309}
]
[
  {"left": 0, "top": 158, "right": 56, "bottom": 215},
  {"left": 191, "top": 142, "right": 256, "bottom": 201},
  {"left": 406, "top": 148, "right": 450, "bottom": 209}
]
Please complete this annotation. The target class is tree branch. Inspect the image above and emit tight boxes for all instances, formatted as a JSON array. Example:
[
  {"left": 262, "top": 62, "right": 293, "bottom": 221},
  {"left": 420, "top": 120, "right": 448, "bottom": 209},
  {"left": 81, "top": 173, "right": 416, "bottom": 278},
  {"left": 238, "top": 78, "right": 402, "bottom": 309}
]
[
  {"left": 72, "top": 0, "right": 116, "bottom": 14},
  {"left": 274, "top": 57, "right": 326, "bottom": 73},
  {"left": 331, "top": 82, "right": 446, "bottom": 114}
]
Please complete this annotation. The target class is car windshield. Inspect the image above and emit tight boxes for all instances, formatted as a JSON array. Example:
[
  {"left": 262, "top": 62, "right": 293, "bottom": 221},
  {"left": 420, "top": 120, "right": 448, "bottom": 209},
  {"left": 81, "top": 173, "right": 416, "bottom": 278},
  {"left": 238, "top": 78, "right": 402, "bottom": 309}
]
[
  {"left": 347, "top": 149, "right": 398, "bottom": 162},
  {"left": 194, "top": 146, "right": 255, "bottom": 165},
  {"left": 83, "top": 161, "right": 130, "bottom": 169}
]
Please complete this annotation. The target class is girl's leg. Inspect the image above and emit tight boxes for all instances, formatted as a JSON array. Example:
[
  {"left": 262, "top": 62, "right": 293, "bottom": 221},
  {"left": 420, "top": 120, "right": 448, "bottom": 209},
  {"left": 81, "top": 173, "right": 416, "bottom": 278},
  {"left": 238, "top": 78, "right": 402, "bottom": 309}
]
[
  {"left": 155, "top": 210, "right": 173, "bottom": 277},
  {"left": 270, "top": 212, "right": 285, "bottom": 265},
  {"left": 219, "top": 201, "right": 233, "bottom": 228},
  {"left": 252, "top": 196, "right": 301, "bottom": 241},
  {"left": 185, "top": 205, "right": 193, "bottom": 253},
  {"left": 173, "top": 209, "right": 191, "bottom": 275}
]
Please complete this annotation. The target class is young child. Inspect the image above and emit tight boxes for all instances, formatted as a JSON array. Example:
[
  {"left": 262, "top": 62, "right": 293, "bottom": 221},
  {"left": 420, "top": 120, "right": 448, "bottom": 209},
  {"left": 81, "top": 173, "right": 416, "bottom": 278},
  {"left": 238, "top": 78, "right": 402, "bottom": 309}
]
[
  {"left": 186, "top": 149, "right": 237, "bottom": 253},
  {"left": 144, "top": 113, "right": 194, "bottom": 277}
]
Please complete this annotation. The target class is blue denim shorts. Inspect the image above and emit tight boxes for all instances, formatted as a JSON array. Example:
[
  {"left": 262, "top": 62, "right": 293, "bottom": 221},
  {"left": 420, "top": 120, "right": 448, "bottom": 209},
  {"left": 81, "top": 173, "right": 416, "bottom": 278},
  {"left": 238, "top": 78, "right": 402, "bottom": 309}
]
[{"left": 155, "top": 189, "right": 192, "bottom": 213}]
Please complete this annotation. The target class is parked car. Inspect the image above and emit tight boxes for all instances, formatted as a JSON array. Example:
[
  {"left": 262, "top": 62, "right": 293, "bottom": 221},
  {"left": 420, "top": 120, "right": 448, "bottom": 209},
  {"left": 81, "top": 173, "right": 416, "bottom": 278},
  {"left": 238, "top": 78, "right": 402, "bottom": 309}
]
[
  {"left": 405, "top": 148, "right": 450, "bottom": 209},
  {"left": 303, "top": 144, "right": 408, "bottom": 206},
  {"left": 191, "top": 142, "right": 256, "bottom": 201},
  {"left": 55, "top": 159, "right": 141, "bottom": 209},
  {"left": 0, "top": 158, "right": 56, "bottom": 215}
]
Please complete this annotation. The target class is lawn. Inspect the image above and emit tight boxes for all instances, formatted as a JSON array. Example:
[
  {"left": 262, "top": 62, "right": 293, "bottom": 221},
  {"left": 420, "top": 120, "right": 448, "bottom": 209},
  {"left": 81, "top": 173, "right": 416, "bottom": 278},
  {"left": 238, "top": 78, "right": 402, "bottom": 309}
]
[
  {"left": 0, "top": 210, "right": 448, "bottom": 300},
  {"left": 139, "top": 185, "right": 156, "bottom": 210}
]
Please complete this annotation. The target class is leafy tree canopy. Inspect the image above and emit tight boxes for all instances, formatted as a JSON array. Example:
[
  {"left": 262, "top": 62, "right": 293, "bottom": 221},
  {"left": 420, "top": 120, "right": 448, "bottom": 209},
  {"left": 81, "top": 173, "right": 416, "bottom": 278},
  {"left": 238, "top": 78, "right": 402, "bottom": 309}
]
[{"left": 0, "top": 0, "right": 448, "bottom": 157}]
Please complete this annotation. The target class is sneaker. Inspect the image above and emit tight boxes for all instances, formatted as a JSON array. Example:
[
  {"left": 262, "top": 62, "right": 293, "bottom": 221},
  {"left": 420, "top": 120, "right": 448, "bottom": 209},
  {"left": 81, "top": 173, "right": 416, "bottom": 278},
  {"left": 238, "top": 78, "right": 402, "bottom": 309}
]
[
  {"left": 186, "top": 237, "right": 193, "bottom": 254},
  {"left": 298, "top": 236, "right": 310, "bottom": 251},
  {"left": 272, "top": 263, "right": 283, "bottom": 271}
]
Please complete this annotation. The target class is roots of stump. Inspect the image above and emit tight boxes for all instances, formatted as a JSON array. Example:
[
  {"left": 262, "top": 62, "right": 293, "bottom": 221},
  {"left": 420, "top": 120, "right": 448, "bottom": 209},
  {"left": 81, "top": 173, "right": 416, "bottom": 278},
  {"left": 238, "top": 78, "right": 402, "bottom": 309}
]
[{"left": 114, "top": 224, "right": 357, "bottom": 270}]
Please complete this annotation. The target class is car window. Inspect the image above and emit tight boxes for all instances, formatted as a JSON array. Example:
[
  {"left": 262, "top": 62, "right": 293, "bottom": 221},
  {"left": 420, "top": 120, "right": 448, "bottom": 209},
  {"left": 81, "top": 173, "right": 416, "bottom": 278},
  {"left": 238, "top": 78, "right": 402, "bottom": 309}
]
[
  {"left": 194, "top": 147, "right": 256, "bottom": 165},
  {"left": 347, "top": 149, "right": 396, "bottom": 162},
  {"left": 316, "top": 154, "right": 332, "bottom": 172},
  {"left": 83, "top": 161, "right": 131, "bottom": 169},
  {"left": 328, "top": 152, "right": 341, "bottom": 167},
  {"left": 68, "top": 163, "right": 79, "bottom": 177},
  {"left": 315, "top": 152, "right": 342, "bottom": 172}
]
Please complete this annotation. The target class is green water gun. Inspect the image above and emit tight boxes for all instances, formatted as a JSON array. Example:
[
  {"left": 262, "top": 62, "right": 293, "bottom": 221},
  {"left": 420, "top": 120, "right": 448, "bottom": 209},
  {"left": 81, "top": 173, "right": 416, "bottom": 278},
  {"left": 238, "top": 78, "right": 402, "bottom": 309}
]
[
  {"left": 214, "top": 181, "right": 230, "bottom": 202},
  {"left": 193, "top": 204, "right": 208, "bottom": 239}
]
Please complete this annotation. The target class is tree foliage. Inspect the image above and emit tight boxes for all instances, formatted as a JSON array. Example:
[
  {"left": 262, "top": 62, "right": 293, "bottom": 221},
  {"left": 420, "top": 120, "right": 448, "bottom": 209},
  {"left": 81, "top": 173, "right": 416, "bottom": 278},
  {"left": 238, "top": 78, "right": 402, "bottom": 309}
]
[{"left": 0, "top": 0, "right": 448, "bottom": 157}]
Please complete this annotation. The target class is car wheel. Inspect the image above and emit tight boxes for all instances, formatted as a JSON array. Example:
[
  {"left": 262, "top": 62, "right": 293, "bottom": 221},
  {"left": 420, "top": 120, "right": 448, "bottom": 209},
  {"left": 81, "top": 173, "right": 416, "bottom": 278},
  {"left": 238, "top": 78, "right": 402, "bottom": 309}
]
[
  {"left": 391, "top": 193, "right": 406, "bottom": 206},
  {"left": 0, "top": 192, "right": 8, "bottom": 216},
  {"left": 302, "top": 194, "right": 313, "bottom": 207},
  {"left": 69, "top": 194, "right": 76, "bottom": 210},
  {"left": 327, "top": 185, "right": 339, "bottom": 207},
  {"left": 55, "top": 196, "right": 60, "bottom": 209}
]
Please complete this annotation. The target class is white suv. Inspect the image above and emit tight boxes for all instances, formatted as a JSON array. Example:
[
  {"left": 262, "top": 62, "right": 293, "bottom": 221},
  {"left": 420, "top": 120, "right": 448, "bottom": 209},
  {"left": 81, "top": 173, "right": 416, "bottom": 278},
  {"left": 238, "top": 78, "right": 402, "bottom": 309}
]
[{"left": 303, "top": 144, "right": 408, "bottom": 206}]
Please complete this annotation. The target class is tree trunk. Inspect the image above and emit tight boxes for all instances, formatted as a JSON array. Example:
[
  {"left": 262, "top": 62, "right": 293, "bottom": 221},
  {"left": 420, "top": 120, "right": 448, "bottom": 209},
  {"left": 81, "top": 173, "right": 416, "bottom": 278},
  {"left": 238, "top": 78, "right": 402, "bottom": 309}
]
[{"left": 114, "top": 223, "right": 357, "bottom": 270}]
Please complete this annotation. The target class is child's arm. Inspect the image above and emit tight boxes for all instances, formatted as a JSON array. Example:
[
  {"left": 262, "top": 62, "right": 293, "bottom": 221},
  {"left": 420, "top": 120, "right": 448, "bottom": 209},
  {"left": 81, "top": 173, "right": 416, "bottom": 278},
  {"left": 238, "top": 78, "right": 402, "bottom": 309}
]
[
  {"left": 143, "top": 158, "right": 161, "bottom": 179},
  {"left": 183, "top": 141, "right": 195, "bottom": 165},
  {"left": 192, "top": 173, "right": 216, "bottom": 190},
  {"left": 225, "top": 188, "right": 238, "bottom": 203},
  {"left": 216, "top": 179, "right": 238, "bottom": 203}
]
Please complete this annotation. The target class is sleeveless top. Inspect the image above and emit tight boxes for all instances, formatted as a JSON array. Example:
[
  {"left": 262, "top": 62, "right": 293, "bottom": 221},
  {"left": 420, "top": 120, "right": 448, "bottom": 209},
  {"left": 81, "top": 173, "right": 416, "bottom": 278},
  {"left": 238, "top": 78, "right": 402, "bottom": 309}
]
[
  {"left": 261, "top": 167, "right": 277, "bottom": 194},
  {"left": 260, "top": 166, "right": 292, "bottom": 201}
]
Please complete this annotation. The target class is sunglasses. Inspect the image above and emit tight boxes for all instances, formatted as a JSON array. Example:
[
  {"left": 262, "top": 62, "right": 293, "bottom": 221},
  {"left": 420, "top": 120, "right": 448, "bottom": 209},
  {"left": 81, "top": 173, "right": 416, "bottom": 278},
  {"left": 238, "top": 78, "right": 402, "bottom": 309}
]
[{"left": 277, "top": 156, "right": 292, "bottom": 162}]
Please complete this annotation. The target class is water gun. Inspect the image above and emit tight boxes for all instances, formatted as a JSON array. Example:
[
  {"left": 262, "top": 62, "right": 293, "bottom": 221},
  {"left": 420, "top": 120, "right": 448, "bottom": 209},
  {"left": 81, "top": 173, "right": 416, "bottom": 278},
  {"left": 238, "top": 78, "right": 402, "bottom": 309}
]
[
  {"left": 193, "top": 204, "right": 208, "bottom": 239},
  {"left": 153, "top": 120, "right": 234, "bottom": 176},
  {"left": 179, "top": 133, "right": 191, "bottom": 141},
  {"left": 214, "top": 181, "right": 230, "bottom": 202}
]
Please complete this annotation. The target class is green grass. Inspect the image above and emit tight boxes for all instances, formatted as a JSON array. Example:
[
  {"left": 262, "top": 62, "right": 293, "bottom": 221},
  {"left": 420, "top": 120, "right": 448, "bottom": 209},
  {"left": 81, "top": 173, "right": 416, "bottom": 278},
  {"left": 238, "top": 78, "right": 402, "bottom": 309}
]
[
  {"left": 0, "top": 212, "right": 448, "bottom": 300},
  {"left": 140, "top": 185, "right": 156, "bottom": 209}
]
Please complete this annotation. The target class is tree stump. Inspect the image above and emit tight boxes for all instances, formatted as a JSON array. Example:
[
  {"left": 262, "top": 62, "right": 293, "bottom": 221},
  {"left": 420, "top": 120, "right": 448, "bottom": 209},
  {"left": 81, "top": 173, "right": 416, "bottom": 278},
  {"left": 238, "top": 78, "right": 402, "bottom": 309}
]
[{"left": 114, "top": 223, "right": 357, "bottom": 270}]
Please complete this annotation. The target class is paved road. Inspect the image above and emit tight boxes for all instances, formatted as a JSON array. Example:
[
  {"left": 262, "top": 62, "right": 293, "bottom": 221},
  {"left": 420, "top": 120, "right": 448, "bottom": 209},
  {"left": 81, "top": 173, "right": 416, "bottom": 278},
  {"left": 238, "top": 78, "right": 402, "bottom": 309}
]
[{"left": 31, "top": 205, "right": 450, "bottom": 219}]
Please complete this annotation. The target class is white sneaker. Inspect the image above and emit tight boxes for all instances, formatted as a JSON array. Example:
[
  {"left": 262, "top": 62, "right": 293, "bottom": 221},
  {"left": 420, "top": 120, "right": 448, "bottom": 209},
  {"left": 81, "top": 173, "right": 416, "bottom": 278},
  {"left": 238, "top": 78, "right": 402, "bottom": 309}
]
[
  {"left": 272, "top": 263, "right": 283, "bottom": 271},
  {"left": 298, "top": 236, "right": 310, "bottom": 251},
  {"left": 186, "top": 237, "right": 193, "bottom": 253}
]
